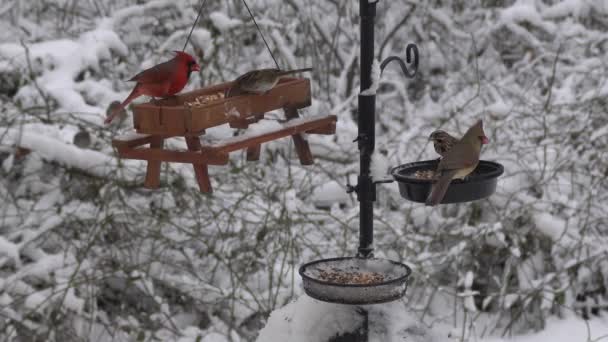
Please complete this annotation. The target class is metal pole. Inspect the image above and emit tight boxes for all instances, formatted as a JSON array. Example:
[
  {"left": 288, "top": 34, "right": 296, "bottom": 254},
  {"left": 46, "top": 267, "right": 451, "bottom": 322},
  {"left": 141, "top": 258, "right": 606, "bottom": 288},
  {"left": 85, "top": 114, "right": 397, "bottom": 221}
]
[{"left": 356, "top": 0, "right": 377, "bottom": 258}]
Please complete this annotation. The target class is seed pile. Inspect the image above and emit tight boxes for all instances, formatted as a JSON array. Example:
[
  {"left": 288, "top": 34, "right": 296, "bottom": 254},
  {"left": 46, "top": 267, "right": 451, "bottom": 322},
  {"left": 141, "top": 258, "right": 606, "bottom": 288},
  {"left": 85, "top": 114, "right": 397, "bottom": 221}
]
[
  {"left": 413, "top": 170, "right": 435, "bottom": 179},
  {"left": 184, "top": 92, "right": 224, "bottom": 107},
  {"left": 317, "top": 268, "right": 385, "bottom": 285}
]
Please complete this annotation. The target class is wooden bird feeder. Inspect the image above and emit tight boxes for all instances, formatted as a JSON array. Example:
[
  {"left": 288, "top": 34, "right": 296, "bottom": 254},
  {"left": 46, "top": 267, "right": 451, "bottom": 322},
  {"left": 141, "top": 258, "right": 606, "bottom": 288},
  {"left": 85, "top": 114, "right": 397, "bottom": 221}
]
[{"left": 111, "top": 77, "right": 337, "bottom": 193}]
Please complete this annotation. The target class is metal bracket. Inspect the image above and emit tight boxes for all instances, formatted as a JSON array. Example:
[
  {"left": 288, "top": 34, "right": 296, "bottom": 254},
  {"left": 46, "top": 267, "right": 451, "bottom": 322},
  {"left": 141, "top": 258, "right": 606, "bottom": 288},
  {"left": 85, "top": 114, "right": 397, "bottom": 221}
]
[
  {"left": 346, "top": 184, "right": 358, "bottom": 194},
  {"left": 373, "top": 177, "right": 394, "bottom": 185},
  {"left": 353, "top": 134, "right": 370, "bottom": 151},
  {"left": 356, "top": 249, "right": 374, "bottom": 258},
  {"left": 380, "top": 44, "right": 419, "bottom": 78}
]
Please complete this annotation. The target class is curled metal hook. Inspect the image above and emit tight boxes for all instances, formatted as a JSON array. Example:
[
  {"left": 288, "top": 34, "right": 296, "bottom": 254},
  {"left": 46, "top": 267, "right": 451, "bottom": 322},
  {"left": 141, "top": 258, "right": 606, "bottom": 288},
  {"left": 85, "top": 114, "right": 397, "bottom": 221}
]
[{"left": 380, "top": 44, "right": 419, "bottom": 78}]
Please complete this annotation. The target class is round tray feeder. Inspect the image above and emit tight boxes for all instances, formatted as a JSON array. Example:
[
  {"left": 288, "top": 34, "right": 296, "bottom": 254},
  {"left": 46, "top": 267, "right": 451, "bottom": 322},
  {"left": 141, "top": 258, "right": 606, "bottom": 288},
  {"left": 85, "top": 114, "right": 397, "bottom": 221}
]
[
  {"left": 391, "top": 160, "right": 504, "bottom": 204},
  {"left": 299, "top": 257, "right": 412, "bottom": 305}
]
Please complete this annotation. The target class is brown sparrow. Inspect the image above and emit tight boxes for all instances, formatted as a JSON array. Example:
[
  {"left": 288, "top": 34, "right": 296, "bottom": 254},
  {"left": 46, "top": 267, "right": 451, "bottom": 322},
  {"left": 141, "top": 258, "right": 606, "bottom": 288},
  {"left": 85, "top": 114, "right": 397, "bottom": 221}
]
[
  {"left": 426, "top": 120, "right": 489, "bottom": 206},
  {"left": 429, "top": 130, "right": 458, "bottom": 158},
  {"left": 225, "top": 67, "right": 312, "bottom": 98},
  {"left": 106, "top": 101, "right": 127, "bottom": 125},
  {"left": 73, "top": 129, "right": 91, "bottom": 149}
]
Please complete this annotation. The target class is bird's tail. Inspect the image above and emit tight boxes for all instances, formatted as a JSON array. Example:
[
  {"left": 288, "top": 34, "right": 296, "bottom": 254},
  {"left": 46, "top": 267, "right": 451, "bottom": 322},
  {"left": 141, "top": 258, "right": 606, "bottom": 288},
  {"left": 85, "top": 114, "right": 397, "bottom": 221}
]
[
  {"left": 425, "top": 170, "right": 457, "bottom": 206},
  {"left": 278, "top": 67, "right": 313, "bottom": 76},
  {"left": 105, "top": 86, "right": 142, "bottom": 125}
]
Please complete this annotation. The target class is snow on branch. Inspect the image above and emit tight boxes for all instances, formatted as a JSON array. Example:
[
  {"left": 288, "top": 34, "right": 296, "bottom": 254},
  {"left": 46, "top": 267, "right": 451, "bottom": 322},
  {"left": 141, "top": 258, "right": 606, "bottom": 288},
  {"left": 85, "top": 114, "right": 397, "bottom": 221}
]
[{"left": 3, "top": 127, "right": 139, "bottom": 180}]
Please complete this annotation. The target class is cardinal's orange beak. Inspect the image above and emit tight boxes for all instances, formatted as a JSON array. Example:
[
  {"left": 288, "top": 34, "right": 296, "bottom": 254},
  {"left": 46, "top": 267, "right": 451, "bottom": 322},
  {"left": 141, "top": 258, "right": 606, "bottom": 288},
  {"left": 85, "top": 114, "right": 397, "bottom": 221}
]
[
  {"left": 481, "top": 136, "right": 489, "bottom": 144},
  {"left": 192, "top": 63, "right": 201, "bottom": 72}
]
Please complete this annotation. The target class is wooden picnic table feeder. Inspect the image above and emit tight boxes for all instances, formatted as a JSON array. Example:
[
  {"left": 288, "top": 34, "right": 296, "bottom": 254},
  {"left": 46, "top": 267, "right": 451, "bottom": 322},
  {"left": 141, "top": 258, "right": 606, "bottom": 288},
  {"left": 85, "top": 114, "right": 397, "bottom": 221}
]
[{"left": 112, "top": 77, "right": 337, "bottom": 193}]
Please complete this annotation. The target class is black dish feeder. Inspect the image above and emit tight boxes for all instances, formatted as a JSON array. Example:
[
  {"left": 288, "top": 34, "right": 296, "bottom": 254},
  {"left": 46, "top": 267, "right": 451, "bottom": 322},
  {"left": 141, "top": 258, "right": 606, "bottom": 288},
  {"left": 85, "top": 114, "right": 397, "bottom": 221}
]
[
  {"left": 392, "top": 160, "right": 504, "bottom": 204},
  {"left": 299, "top": 257, "right": 411, "bottom": 305}
]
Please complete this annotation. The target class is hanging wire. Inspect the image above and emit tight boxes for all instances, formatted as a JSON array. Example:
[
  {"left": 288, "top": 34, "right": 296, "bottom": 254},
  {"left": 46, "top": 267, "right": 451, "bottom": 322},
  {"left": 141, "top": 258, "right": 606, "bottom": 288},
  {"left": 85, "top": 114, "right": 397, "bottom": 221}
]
[
  {"left": 183, "top": 0, "right": 209, "bottom": 51},
  {"left": 241, "top": 0, "right": 281, "bottom": 70}
]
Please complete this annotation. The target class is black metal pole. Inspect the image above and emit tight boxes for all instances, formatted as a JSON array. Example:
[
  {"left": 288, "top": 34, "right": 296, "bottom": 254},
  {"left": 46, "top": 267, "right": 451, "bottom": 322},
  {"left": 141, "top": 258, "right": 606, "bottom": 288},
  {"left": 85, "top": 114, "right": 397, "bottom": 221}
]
[{"left": 356, "top": 0, "right": 377, "bottom": 258}]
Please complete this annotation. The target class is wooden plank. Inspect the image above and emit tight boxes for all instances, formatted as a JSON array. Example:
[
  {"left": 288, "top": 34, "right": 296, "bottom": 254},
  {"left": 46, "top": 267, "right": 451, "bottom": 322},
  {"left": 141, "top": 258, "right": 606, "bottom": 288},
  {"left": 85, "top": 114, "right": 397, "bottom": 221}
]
[
  {"left": 305, "top": 121, "right": 336, "bottom": 135},
  {"left": 144, "top": 137, "right": 163, "bottom": 189},
  {"left": 284, "top": 107, "right": 313, "bottom": 165},
  {"left": 133, "top": 105, "right": 188, "bottom": 135},
  {"left": 206, "top": 115, "right": 337, "bottom": 154},
  {"left": 112, "top": 132, "right": 155, "bottom": 149},
  {"left": 119, "top": 147, "right": 229, "bottom": 165},
  {"left": 246, "top": 144, "right": 261, "bottom": 161},
  {"left": 228, "top": 113, "right": 265, "bottom": 129},
  {"left": 185, "top": 137, "right": 212, "bottom": 193}
]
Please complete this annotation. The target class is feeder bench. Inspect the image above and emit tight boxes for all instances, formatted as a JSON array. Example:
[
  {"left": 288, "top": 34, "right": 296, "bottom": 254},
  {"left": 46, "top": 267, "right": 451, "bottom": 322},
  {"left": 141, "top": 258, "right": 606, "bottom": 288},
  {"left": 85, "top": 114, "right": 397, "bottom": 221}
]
[
  {"left": 111, "top": 76, "right": 337, "bottom": 193},
  {"left": 112, "top": 114, "right": 337, "bottom": 193}
]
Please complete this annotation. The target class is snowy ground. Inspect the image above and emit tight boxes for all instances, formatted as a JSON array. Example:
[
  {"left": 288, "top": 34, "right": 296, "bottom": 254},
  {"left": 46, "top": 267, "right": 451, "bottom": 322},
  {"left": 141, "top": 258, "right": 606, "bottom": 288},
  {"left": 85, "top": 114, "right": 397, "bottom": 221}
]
[{"left": 258, "top": 295, "right": 608, "bottom": 342}]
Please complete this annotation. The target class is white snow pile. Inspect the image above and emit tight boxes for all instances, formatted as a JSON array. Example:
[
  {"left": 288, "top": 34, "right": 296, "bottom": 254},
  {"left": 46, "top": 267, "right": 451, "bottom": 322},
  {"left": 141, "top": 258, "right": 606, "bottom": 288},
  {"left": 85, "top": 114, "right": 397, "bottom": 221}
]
[
  {"left": 370, "top": 151, "right": 390, "bottom": 182},
  {"left": 311, "top": 180, "right": 348, "bottom": 209},
  {"left": 4, "top": 126, "right": 138, "bottom": 179},
  {"left": 210, "top": 11, "right": 243, "bottom": 31},
  {"left": 0, "top": 28, "right": 127, "bottom": 123},
  {"left": 257, "top": 295, "right": 444, "bottom": 342}
]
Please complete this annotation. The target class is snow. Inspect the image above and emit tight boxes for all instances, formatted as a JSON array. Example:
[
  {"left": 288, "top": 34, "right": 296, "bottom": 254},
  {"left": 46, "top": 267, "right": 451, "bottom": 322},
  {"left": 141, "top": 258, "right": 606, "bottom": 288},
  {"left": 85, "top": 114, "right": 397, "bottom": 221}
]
[
  {"left": 311, "top": 180, "right": 348, "bottom": 208},
  {"left": 4, "top": 127, "right": 139, "bottom": 179},
  {"left": 0, "top": 28, "right": 127, "bottom": 122},
  {"left": 208, "top": 120, "right": 282, "bottom": 149},
  {"left": 360, "top": 59, "right": 380, "bottom": 96},
  {"left": 99, "top": 0, "right": 180, "bottom": 30},
  {"left": 0, "top": 237, "right": 21, "bottom": 268},
  {"left": 485, "top": 100, "right": 511, "bottom": 118},
  {"left": 590, "top": 124, "right": 608, "bottom": 141},
  {"left": 370, "top": 151, "right": 390, "bottom": 181},
  {"left": 272, "top": 30, "right": 298, "bottom": 70},
  {"left": 500, "top": 1, "right": 556, "bottom": 33},
  {"left": 258, "top": 295, "right": 445, "bottom": 342},
  {"left": 210, "top": 11, "right": 243, "bottom": 31},
  {"left": 483, "top": 315, "right": 608, "bottom": 342},
  {"left": 532, "top": 212, "right": 568, "bottom": 242},
  {"left": 256, "top": 295, "right": 365, "bottom": 342},
  {"left": 542, "top": 0, "right": 592, "bottom": 19},
  {"left": 114, "top": 130, "right": 150, "bottom": 142},
  {"left": 226, "top": 107, "right": 241, "bottom": 118},
  {"left": 207, "top": 115, "right": 331, "bottom": 149}
]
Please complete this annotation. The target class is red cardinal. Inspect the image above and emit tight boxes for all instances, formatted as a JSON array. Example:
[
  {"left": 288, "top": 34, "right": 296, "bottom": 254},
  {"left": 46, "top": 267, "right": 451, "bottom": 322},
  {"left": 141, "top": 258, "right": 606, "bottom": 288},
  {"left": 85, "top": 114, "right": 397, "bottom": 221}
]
[{"left": 105, "top": 51, "right": 201, "bottom": 124}]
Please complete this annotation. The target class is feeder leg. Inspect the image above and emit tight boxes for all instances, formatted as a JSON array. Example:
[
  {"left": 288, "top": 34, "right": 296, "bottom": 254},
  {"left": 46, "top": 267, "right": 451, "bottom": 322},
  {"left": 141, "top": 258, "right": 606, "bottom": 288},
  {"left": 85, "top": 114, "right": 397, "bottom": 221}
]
[
  {"left": 284, "top": 107, "right": 313, "bottom": 165},
  {"left": 144, "top": 137, "right": 164, "bottom": 189},
  {"left": 185, "top": 137, "right": 212, "bottom": 193},
  {"left": 246, "top": 144, "right": 261, "bottom": 161}
]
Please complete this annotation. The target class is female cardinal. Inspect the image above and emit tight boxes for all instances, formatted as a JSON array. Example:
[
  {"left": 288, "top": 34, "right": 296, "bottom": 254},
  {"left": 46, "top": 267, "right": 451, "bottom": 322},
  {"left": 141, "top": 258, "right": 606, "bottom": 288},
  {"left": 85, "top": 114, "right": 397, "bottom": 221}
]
[
  {"left": 105, "top": 51, "right": 201, "bottom": 124},
  {"left": 225, "top": 68, "right": 312, "bottom": 98},
  {"left": 425, "top": 120, "right": 489, "bottom": 206},
  {"left": 429, "top": 130, "right": 458, "bottom": 158}
]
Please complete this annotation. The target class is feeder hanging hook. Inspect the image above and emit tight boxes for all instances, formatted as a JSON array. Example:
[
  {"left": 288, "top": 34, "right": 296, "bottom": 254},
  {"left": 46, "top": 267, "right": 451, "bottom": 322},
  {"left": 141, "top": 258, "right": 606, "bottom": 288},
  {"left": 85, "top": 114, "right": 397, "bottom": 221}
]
[{"left": 380, "top": 43, "right": 419, "bottom": 78}]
